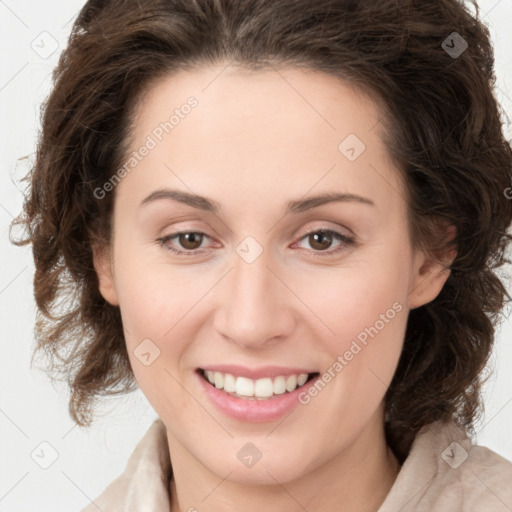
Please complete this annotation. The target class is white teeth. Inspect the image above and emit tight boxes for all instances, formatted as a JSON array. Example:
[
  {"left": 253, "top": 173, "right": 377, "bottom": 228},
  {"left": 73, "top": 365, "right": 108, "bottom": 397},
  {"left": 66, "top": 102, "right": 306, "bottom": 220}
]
[
  {"left": 214, "top": 371, "right": 224, "bottom": 389},
  {"left": 202, "top": 370, "right": 311, "bottom": 398},
  {"left": 254, "top": 378, "right": 273, "bottom": 398},
  {"left": 224, "top": 373, "right": 236, "bottom": 393},
  {"left": 235, "top": 377, "right": 254, "bottom": 397},
  {"left": 297, "top": 374, "right": 308, "bottom": 386},
  {"left": 273, "top": 376, "right": 287, "bottom": 394},
  {"left": 286, "top": 375, "right": 297, "bottom": 392}
]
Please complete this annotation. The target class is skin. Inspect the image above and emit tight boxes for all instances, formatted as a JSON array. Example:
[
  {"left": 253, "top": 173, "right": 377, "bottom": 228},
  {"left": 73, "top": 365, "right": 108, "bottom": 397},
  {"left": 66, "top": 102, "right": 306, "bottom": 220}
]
[{"left": 93, "top": 62, "right": 455, "bottom": 512}]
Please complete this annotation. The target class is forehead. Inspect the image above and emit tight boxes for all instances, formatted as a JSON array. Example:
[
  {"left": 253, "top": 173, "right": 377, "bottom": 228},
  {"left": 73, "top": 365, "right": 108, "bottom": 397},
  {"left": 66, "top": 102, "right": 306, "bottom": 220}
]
[
  {"left": 132, "top": 63, "right": 386, "bottom": 153},
  {"left": 119, "top": 63, "right": 406, "bottom": 218}
]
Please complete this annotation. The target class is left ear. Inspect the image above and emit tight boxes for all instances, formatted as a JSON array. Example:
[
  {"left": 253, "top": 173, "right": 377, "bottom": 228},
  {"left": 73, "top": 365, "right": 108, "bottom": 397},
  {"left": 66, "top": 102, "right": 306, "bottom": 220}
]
[{"left": 408, "top": 224, "right": 457, "bottom": 310}]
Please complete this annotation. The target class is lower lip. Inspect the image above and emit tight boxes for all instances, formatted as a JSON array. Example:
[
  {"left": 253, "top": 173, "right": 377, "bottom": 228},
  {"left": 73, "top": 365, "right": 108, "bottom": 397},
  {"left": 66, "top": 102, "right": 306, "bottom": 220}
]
[{"left": 197, "top": 371, "right": 320, "bottom": 423}]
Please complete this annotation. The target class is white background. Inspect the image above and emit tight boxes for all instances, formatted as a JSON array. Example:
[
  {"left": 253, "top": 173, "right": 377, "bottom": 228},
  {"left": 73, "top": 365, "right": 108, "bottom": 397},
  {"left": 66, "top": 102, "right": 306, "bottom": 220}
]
[{"left": 1, "top": 1, "right": 511, "bottom": 511}]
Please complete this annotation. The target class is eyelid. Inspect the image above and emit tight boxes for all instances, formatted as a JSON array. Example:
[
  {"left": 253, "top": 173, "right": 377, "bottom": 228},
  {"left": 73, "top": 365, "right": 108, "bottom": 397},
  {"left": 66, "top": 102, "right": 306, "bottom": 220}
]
[
  {"left": 294, "top": 220, "right": 354, "bottom": 238},
  {"left": 292, "top": 228, "right": 356, "bottom": 256},
  {"left": 157, "top": 225, "right": 357, "bottom": 258}
]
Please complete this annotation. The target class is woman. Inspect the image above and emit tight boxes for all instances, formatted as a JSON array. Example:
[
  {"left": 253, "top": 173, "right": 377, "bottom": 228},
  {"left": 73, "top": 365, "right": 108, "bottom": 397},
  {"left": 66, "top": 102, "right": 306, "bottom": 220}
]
[{"left": 12, "top": 0, "right": 512, "bottom": 510}]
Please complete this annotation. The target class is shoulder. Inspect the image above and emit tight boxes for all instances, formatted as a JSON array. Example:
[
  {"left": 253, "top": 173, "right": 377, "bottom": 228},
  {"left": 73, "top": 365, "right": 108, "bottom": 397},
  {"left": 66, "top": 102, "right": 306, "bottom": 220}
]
[
  {"left": 77, "top": 418, "right": 172, "bottom": 512},
  {"left": 436, "top": 436, "right": 512, "bottom": 510},
  {"left": 456, "top": 442, "right": 512, "bottom": 508},
  {"left": 379, "top": 420, "right": 512, "bottom": 512}
]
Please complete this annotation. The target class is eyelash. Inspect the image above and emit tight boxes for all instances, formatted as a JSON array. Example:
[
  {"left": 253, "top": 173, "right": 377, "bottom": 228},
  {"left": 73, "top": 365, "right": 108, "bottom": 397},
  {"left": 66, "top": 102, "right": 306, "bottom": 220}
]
[{"left": 156, "top": 229, "right": 356, "bottom": 258}]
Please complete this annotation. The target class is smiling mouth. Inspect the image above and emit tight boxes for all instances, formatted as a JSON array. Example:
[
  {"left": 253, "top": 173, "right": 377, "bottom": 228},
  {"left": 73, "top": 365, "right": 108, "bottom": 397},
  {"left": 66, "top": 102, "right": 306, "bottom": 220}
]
[{"left": 197, "top": 368, "right": 319, "bottom": 400}]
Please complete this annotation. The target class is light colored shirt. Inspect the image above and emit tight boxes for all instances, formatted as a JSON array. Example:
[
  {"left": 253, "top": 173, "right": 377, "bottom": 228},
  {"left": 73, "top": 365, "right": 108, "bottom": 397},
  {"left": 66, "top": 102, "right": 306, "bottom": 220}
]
[{"left": 79, "top": 418, "right": 512, "bottom": 511}]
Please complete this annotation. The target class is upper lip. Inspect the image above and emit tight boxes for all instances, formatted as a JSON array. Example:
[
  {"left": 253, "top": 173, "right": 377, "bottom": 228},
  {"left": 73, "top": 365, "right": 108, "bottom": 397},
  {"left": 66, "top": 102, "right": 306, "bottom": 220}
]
[{"left": 199, "top": 365, "right": 317, "bottom": 380}]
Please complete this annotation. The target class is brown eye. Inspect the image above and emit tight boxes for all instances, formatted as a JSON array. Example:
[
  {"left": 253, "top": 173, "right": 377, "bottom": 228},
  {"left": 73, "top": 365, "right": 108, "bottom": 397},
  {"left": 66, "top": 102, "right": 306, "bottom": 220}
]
[
  {"left": 177, "top": 232, "right": 204, "bottom": 250},
  {"left": 157, "top": 228, "right": 355, "bottom": 258},
  {"left": 308, "top": 231, "right": 334, "bottom": 251},
  {"left": 295, "top": 229, "right": 356, "bottom": 257},
  {"left": 157, "top": 231, "right": 209, "bottom": 255}
]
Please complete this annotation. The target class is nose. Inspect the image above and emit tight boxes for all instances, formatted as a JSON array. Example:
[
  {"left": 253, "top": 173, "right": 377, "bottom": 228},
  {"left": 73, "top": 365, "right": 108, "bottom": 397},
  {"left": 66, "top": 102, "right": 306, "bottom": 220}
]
[{"left": 212, "top": 247, "right": 296, "bottom": 350}]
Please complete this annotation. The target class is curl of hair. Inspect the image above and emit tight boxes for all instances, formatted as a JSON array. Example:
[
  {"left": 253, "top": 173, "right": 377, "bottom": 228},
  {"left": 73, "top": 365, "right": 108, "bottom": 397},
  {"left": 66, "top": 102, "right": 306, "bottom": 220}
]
[{"left": 11, "top": 0, "right": 512, "bottom": 461}]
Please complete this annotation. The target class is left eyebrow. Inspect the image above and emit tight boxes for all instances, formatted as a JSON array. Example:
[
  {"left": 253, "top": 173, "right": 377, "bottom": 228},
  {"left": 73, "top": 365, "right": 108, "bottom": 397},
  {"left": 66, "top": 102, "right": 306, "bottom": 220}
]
[
  {"left": 139, "top": 188, "right": 375, "bottom": 214},
  {"left": 287, "top": 192, "right": 375, "bottom": 213}
]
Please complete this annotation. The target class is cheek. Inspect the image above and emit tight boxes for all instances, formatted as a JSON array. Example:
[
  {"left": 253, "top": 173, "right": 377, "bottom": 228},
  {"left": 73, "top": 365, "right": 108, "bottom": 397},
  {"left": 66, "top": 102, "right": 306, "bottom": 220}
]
[
  {"left": 113, "top": 250, "right": 198, "bottom": 336},
  {"left": 300, "top": 259, "right": 409, "bottom": 351},
  {"left": 296, "top": 252, "right": 410, "bottom": 409},
  {"left": 115, "top": 261, "right": 198, "bottom": 414},
  {"left": 111, "top": 255, "right": 192, "bottom": 385}
]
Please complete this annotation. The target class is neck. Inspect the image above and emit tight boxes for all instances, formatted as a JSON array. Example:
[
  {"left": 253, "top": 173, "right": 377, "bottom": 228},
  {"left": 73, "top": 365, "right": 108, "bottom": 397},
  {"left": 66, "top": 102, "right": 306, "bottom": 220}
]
[{"left": 168, "top": 408, "right": 401, "bottom": 512}]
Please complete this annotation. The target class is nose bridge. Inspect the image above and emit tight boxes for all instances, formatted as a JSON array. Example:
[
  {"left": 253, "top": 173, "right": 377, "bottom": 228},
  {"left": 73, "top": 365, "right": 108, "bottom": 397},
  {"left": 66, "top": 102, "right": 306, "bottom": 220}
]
[{"left": 213, "top": 242, "right": 294, "bottom": 347}]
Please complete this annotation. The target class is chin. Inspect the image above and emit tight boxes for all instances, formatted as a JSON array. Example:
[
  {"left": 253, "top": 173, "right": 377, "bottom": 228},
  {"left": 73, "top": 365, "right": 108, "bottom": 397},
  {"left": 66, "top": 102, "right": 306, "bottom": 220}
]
[{"left": 200, "top": 447, "right": 314, "bottom": 486}]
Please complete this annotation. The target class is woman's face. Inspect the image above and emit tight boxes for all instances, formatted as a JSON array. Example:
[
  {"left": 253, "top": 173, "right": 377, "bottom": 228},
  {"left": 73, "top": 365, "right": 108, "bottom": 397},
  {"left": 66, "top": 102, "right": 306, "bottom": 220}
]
[{"left": 94, "top": 63, "right": 450, "bottom": 484}]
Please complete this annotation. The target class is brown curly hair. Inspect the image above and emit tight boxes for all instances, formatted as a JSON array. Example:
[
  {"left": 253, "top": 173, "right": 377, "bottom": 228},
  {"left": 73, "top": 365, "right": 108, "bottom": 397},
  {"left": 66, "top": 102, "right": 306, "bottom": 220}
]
[{"left": 11, "top": 0, "right": 512, "bottom": 462}]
